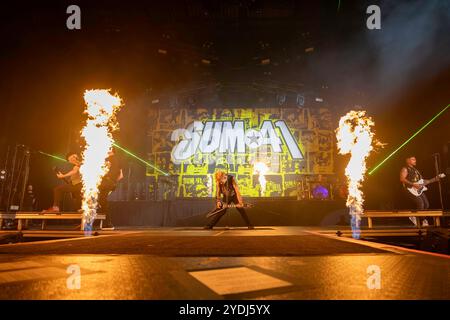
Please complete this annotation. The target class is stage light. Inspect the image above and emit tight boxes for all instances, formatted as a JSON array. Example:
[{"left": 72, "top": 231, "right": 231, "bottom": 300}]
[
  {"left": 368, "top": 104, "right": 450, "bottom": 175},
  {"left": 296, "top": 94, "right": 305, "bottom": 107},
  {"left": 277, "top": 94, "right": 286, "bottom": 106},
  {"left": 312, "top": 185, "right": 329, "bottom": 199},
  {"left": 112, "top": 143, "right": 169, "bottom": 176}
]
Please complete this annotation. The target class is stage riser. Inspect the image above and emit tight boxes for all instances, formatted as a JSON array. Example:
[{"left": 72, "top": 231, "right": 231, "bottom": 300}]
[
  {"left": 422, "top": 228, "right": 450, "bottom": 254},
  {"left": 109, "top": 200, "right": 345, "bottom": 227}
]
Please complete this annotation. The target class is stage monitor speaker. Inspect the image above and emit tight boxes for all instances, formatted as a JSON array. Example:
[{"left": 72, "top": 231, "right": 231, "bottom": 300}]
[{"left": 422, "top": 228, "right": 449, "bottom": 254}]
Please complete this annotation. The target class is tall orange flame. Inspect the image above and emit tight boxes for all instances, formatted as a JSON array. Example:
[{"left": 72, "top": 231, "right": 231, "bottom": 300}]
[
  {"left": 80, "top": 89, "right": 122, "bottom": 230},
  {"left": 336, "top": 110, "right": 375, "bottom": 237},
  {"left": 253, "top": 162, "right": 269, "bottom": 196}
]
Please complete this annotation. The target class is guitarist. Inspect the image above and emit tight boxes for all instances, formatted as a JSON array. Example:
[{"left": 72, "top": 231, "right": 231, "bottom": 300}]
[
  {"left": 204, "top": 170, "right": 254, "bottom": 230},
  {"left": 43, "top": 152, "right": 82, "bottom": 213},
  {"left": 400, "top": 156, "right": 441, "bottom": 226}
]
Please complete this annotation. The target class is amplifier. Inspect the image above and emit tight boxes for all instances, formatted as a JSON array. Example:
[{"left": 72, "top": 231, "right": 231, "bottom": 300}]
[{"left": 423, "top": 228, "right": 450, "bottom": 254}]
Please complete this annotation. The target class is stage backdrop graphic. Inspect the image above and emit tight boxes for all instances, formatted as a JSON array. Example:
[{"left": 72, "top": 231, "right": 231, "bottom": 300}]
[{"left": 146, "top": 107, "right": 334, "bottom": 198}]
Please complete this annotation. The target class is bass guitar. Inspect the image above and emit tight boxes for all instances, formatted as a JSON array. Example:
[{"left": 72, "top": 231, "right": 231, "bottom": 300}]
[{"left": 206, "top": 203, "right": 253, "bottom": 219}]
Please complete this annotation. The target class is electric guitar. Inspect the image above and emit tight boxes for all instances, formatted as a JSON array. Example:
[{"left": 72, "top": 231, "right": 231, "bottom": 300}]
[
  {"left": 407, "top": 173, "right": 445, "bottom": 196},
  {"left": 206, "top": 203, "right": 253, "bottom": 218}
]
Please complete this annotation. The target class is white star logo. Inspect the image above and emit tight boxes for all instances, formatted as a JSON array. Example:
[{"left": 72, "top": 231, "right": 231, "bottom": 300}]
[{"left": 245, "top": 130, "right": 262, "bottom": 149}]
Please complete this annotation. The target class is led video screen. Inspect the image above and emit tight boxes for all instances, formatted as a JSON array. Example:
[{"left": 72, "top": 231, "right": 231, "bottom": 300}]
[{"left": 146, "top": 107, "right": 334, "bottom": 198}]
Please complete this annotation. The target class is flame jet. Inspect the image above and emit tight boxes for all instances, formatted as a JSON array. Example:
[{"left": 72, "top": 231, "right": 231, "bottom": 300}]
[
  {"left": 80, "top": 89, "right": 122, "bottom": 231},
  {"left": 253, "top": 162, "right": 269, "bottom": 196},
  {"left": 336, "top": 110, "right": 376, "bottom": 239}
]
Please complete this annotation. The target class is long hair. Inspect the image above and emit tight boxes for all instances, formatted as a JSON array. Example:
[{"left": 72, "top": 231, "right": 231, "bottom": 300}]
[{"left": 215, "top": 170, "right": 225, "bottom": 182}]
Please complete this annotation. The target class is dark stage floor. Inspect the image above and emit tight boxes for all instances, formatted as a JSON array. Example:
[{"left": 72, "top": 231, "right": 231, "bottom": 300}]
[{"left": 0, "top": 227, "right": 448, "bottom": 299}]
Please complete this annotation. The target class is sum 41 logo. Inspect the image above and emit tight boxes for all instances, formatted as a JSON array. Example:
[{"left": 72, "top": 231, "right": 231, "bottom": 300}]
[{"left": 170, "top": 120, "right": 304, "bottom": 163}]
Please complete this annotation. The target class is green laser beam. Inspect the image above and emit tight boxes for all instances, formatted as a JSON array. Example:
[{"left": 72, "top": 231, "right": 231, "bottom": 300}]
[
  {"left": 38, "top": 151, "right": 68, "bottom": 162},
  {"left": 368, "top": 104, "right": 450, "bottom": 175},
  {"left": 113, "top": 143, "right": 169, "bottom": 176}
]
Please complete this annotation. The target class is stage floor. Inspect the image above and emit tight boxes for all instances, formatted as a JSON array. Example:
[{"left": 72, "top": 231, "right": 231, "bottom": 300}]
[{"left": 0, "top": 227, "right": 448, "bottom": 299}]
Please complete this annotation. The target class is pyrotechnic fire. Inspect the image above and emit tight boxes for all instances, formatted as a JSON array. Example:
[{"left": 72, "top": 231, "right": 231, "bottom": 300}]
[
  {"left": 336, "top": 110, "right": 376, "bottom": 239},
  {"left": 253, "top": 162, "right": 269, "bottom": 196},
  {"left": 80, "top": 89, "right": 122, "bottom": 230}
]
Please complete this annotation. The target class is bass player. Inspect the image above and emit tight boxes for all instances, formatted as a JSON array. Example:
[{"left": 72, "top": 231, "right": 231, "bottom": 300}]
[{"left": 204, "top": 170, "right": 254, "bottom": 230}]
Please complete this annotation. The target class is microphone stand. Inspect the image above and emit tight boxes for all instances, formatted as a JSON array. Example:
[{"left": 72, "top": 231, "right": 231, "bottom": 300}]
[
  {"left": 225, "top": 161, "right": 230, "bottom": 228},
  {"left": 19, "top": 147, "right": 31, "bottom": 211},
  {"left": 5, "top": 145, "right": 19, "bottom": 213},
  {"left": 0, "top": 146, "right": 10, "bottom": 211},
  {"left": 432, "top": 153, "right": 444, "bottom": 211}
]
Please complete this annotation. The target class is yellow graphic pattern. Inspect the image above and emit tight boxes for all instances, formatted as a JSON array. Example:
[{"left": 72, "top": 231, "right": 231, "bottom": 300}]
[{"left": 147, "top": 107, "right": 334, "bottom": 198}]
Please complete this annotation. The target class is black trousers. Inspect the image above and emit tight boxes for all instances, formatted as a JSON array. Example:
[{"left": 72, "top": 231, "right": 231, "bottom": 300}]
[
  {"left": 207, "top": 195, "right": 252, "bottom": 227},
  {"left": 98, "top": 180, "right": 116, "bottom": 225},
  {"left": 53, "top": 183, "right": 82, "bottom": 209},
  {"left": 404, "top": 189, "right": 430, "bottom": 210}
]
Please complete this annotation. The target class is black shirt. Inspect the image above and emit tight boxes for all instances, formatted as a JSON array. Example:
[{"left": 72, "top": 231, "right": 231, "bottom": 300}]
[
  {"left": 218, "top": 175, "right": 237, "bottom": 200},
  {"left": 103, "top": 155, "right": 121, "bottom": 184},
  {"left": 403, "top": 166, "right": 422, "bottom": 188}
]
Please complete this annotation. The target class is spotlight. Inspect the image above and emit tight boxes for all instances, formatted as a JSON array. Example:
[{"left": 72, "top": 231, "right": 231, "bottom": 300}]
[
  {"left": 277, "top": 94, "right": 286, "bottom": 106},
  {"left": 296, "top": 94, "right": 305, "bottom": 107}
]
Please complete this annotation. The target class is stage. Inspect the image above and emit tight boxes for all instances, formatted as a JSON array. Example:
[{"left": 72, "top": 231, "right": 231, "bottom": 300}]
[
  {"left": 0, "top": 226, "right": 448, "bottom": 300},
  {"left": 108, "top": 199, "right": 347, "bottom": 227}
]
